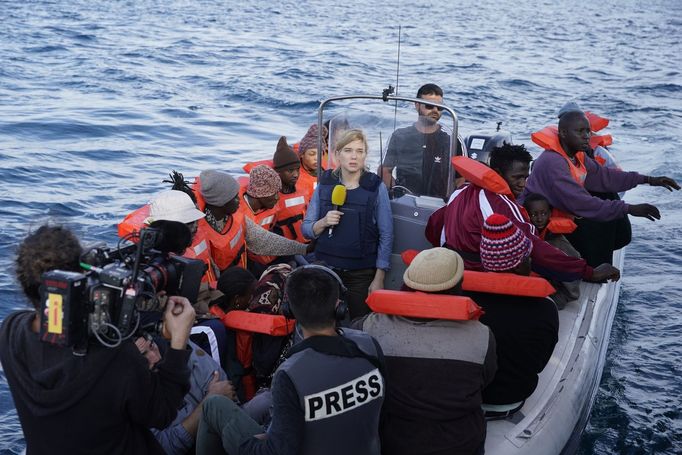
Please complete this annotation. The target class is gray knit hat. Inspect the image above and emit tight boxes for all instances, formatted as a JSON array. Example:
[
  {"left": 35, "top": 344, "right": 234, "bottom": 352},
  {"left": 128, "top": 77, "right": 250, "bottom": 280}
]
[
  {"left": 557, "top": 101, "right": 583, "bottom": 118},
  {"left": 403, "top": 248, "right": 464, "bottom": 292},
  {"left": 199, "top": 170, "right": 240, "bottom": 206}
]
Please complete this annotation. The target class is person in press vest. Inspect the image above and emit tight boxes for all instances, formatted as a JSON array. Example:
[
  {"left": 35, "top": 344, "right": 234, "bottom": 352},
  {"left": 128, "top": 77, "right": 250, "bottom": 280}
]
[{"left": 194, "top": 266, "right": 386, "bottom": 455}]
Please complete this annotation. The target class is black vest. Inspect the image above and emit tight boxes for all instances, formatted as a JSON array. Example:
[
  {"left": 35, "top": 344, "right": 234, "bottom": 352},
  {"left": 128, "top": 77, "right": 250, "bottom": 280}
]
[
  {"left": 315, "top": 170, "right": 381, "bottom": 270},
  {"left": 278, "top": 329, "right": 384, "bottom": 455}
]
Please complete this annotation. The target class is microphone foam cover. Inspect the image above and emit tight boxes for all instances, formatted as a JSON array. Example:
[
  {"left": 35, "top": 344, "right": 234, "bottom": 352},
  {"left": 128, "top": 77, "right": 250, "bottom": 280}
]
[{"left": 331, "top": 184, "right": 347, "bottom": 206}]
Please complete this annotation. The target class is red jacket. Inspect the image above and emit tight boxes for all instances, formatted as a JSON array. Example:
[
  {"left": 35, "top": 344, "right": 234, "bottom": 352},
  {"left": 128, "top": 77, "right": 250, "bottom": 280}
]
[{"left": 426, "top": 184, "right": 594, "bottom": 282}]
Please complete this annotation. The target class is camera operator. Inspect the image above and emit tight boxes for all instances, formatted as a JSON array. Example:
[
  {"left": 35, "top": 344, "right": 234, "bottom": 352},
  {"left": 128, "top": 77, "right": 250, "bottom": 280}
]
[{"left": 0, "top": 225, "right": 196, "bottom": 454}]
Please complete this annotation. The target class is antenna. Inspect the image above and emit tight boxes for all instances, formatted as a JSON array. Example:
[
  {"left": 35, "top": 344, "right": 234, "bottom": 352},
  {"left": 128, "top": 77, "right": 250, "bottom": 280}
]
[{"left": 393, "top": 25, "right": 402, "bottom": 132}]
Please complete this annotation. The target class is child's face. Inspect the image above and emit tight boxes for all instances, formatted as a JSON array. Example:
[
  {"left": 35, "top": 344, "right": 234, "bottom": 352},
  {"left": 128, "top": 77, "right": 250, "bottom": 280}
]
[
  {"left": 301, "top": 148, "right": 317, "bottom": 172},
  {"left": 526, "top": 200, "right": 551, "bottom": 232}
]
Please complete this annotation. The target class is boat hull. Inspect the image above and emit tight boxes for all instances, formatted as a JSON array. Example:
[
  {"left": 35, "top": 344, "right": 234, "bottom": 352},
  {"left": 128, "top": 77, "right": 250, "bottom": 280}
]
[{"left": 485, "top": 249, "right": 624, "bottom": 454}]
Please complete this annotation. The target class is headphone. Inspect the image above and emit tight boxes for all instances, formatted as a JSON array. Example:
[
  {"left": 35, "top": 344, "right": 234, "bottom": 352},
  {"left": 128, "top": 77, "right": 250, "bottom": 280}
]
[{"left": 281, "top": 264, "right": 348, "bottom": 322}]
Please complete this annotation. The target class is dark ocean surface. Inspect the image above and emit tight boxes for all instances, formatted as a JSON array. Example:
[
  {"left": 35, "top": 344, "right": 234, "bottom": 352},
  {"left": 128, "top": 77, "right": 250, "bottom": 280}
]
[{"left": 0, "top": 0, "right": 680, "bottom": 453}]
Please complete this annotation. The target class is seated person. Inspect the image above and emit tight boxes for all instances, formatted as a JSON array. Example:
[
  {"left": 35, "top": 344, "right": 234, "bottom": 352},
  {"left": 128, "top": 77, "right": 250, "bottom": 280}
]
[
  {"left": 135, "top": 333, "right": 272, "bottom": 455},
  {"left": 194, "top": 266, "right": 386, "bottom": 455},
  {"left": 523, "top": 192, "right": 581, "bottom": 309},
  {"left": 296, "top": 123, "right": 328, "bottom": 200},
  {"left": 381, "top": 83, "right": 465, "bottom": 198},
  {"left": 272, "top": 137, "right": 310, "bottom": 242},
  {"left": 522, "top": 103, "right": 679, "bottom": 265},
  {"left": 354, "top": 248, "right": 496, "bottom": 455},
  {"left": 464, "top": 214, "right": 559, "bottom": 414},
  {"left": 210, "top": 266, "right": 257, "bottom": 313},
  {"left": 426, "top": 143, "right": 620, "bottom": 284}
]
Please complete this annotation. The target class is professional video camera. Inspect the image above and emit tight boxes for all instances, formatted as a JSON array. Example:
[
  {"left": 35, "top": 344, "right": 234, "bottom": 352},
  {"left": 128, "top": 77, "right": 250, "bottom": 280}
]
[{"left": 38, "top": 222, "right": 206, "bottom": 354}]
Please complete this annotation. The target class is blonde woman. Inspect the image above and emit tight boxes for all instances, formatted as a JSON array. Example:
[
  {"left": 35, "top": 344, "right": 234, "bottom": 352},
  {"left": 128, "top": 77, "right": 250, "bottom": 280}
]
[{"left": 302, "top": 129, "right": 393, "bottom": 319}]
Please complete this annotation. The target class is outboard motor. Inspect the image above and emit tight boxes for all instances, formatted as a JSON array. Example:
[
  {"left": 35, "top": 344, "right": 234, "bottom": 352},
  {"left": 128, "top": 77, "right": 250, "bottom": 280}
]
[{"left": 464, "top": 122, "right": 513, "bottom": 164}]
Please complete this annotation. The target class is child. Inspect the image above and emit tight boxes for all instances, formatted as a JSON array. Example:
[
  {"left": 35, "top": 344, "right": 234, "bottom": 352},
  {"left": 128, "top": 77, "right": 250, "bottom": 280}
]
[{"left": 523, "top": 193, "right": 581, "bottom": 309}]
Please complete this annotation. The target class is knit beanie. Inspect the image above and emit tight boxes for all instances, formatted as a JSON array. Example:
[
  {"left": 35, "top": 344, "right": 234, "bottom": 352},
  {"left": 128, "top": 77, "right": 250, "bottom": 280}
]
[
  {"left": 480, "top": 214, "right": 533, "bottom": 272},
  {"left": 403, "top": 247, "right": 464, "bottom": 292},
  {"left": 298, "top": 124, "right": 327, "bottom": 156},
  {"left": 272, "top": 136, "right": 300, "bottom": 170},
  {"left": 557, "top": 101, "right": 583, "bottom": 118},
  {"left": 199, "top": 170, "right": 240, "bottom": 206},
  {"left": 247, "top": 165, "right": 282, "bottom": 198}
]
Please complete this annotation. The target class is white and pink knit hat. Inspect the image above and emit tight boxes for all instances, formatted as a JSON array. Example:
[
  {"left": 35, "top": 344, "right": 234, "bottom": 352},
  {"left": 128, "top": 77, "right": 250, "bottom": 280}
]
[{"left": 480, "top": 213, "right": 533, "bottom": 272}]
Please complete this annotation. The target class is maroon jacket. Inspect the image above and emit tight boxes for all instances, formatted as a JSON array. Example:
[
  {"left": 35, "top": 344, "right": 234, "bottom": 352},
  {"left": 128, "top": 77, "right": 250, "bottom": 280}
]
[{"left": 426, "top": 183, "right": 595, "bottom": 282}]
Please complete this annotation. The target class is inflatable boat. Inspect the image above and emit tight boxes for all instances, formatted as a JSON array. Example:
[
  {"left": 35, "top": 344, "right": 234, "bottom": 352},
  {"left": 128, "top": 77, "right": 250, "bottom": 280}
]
[{"left": 315, "top": 92, "right": 622, "bottom": 454}]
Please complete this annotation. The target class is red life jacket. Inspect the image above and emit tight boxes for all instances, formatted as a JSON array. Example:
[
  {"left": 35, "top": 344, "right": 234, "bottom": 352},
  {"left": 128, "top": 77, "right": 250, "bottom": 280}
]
[
  {"left": 192, "top": 177, "right": 247, "bottom": 271},
  {"left": 366, "top": 290, "right": 483, "bottom": 321},
  {"left": 117, "top": 204, "right": 217, "bottom": 286},
  {"left": 237, "top": 176, "right": 278, "bottom": 265}
]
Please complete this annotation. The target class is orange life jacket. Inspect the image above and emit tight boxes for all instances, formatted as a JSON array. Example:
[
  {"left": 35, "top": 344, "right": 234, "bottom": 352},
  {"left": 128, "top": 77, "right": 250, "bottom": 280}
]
[
  {"left": 585, "top": 111, "right": 609, "bottom": 132},
  {"left": 450, "top": 156, "right": 531, "bottom": 221},
  {"left": 590, "top": 133, "right": 613, "bottom": 151},
  {"left": 540, "top": 213, "right": 578, "bottom": 239},
  {"left": 243, "top": 159, "right": 274, "bottom": 174},
  {"left": 242, "top": 160, "right": 310, "bottom": 242},
  {"left": 117, "top": 204, "right": 217, "bottom": 286},
  {"left": 451, "top": 156, "right": 513, "bottom": 197},
  {"left": 531, "top": 125, "right": 588, "bottom": 187},
  {"left": 400, "top": 249, "right": 556, "bottom": 298},
  {"left": 462, "top": 270, "right": 556, "bottom": 298},
  {"left": 366, "top": 290, "right": 483, "bottom": 321},
  {"left": 237, "top": 176, "right": 278, "bottom": 265},
  {"left": 532, "top": 125, "right": 590, "bottom": 221},
  {"left": 296, "top": 168, "right": 318, "bottom": 201},
  {"left": 192, "top": 177, "right": 247, "bottom": 271},
  {"left": 210, "top": 305, "right": 295, "bottom": 400},
  {"left": 274, "top": 185, "right": 309, "bottom": 242}
]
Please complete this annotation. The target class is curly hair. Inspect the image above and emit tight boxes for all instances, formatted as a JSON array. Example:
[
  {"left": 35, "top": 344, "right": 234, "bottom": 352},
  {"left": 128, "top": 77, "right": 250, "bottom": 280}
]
[
  {"left": 489, "top": 142, "right": 533, "bottom": 174},
  {"left": 16, "top": 225, "right": 82, "bottom": 307}
]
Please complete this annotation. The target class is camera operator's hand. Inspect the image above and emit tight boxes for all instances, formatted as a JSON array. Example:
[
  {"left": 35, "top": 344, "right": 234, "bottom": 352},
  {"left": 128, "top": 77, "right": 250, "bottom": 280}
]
[
  {"left": 207, "top": 371, "right": 237, "bottom": 401},
  {"left": 163, "top": 296, "right": 196, "bottom": 350}
]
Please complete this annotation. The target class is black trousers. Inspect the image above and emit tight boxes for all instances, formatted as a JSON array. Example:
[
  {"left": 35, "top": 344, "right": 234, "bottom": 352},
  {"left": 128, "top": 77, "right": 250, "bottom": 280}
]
[
  {"left": 566, "top": 191, "right": 632, "bottom": 267},
  {"left": 335, "top": 268, "right": 376, "bottom": 320}
]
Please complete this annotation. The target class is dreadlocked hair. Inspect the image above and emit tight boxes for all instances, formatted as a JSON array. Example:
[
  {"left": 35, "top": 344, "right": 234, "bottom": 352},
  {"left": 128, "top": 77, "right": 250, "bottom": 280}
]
[{"left": 163, "top": 170, "right": 196, "bottom": 203}]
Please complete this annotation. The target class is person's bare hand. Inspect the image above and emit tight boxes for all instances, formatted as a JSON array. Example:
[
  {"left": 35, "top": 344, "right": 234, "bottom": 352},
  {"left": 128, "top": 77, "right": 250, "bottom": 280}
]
[
  {"left": 648, "top": 176, "right": 680, "bottom": 191},
  {"left": 587, "top": 264, "right": 621, "bottom": 283},
  {"left": 163, "top": 296, "right": 195, "bottom": 350},
  {"left": 323, "top": 210, "right": 343, "bottom": 228},
  {"left": 207, "top": 371, "right": 236, "bottom": 401},
  {"left": 627, "top": 203, "right": 661, "bottom": 221}
]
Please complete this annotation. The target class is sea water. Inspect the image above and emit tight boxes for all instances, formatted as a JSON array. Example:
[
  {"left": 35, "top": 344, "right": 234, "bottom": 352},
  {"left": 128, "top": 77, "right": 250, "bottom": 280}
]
[{"left": 0, "top": 0, "right": 680, "bottom": 453}]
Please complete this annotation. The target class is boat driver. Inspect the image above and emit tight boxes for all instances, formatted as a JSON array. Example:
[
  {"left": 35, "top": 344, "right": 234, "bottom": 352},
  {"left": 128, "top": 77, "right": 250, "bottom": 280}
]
[{"left": 381, "top": 83, "right": 465, "bottom": 199}]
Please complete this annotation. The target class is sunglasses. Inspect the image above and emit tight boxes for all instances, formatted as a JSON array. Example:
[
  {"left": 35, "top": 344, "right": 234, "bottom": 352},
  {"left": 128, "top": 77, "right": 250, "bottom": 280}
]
[{"left": 421, "top": 104, "right": 443, "bottom": 112}]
